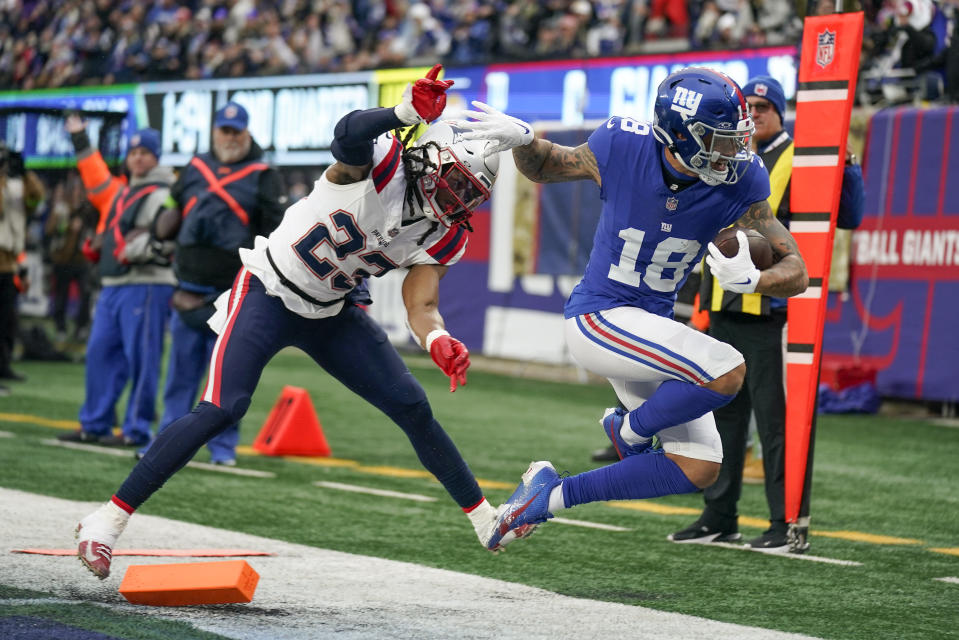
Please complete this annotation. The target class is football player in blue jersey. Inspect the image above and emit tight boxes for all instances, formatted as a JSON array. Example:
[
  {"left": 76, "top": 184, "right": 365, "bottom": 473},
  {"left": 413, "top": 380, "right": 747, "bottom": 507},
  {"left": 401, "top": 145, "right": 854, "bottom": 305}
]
[{"left": 459, "top": 66, "right": 809, "bottom": 551}]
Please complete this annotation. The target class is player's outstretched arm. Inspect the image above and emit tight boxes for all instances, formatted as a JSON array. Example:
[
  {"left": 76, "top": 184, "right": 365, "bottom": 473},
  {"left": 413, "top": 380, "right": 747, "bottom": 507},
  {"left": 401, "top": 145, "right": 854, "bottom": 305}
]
[
  {"left": 513, "top": 140, "right": 600, "bottom": 185},
  {"left": 736, "top": 199, "right": 809, "bottom": 298},
  {"left": 403, "top": 264, "right": 470, "bottom": 392},
  {"left": 459, "top": 101, "right": 600, "bottom": 185}
]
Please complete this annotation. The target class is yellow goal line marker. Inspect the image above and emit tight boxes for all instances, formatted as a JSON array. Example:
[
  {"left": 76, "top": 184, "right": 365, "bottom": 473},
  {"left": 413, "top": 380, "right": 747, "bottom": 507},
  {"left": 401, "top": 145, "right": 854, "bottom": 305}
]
[
  {"left": 236, "top": 446, "right": 516, "bottom": 489},
  {"left": 607, "top": 501, "right": 924, "bottom": 546},
  {"left": 0, "top": 412, "right": 78, "bottom": 429}
]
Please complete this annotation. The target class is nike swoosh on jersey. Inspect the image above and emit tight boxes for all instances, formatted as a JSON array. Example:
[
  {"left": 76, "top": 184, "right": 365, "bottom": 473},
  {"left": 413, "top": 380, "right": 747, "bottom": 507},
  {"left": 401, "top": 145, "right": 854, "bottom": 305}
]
[{"left": 732, "top": 278, "right": 753, "bottom": 285}]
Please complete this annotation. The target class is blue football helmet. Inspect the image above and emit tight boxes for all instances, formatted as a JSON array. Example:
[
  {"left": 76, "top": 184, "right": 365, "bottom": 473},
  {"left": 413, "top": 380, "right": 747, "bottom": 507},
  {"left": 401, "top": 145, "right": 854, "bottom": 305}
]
[{"left": 652, "top": 67, "right": 754, "bottom": 186}]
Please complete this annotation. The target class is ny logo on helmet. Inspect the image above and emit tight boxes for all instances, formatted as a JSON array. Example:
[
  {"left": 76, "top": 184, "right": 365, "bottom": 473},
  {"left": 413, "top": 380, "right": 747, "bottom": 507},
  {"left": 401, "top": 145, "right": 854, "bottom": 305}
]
[{"left": 671, "top": 87, "right": 703, "bottom": 120}]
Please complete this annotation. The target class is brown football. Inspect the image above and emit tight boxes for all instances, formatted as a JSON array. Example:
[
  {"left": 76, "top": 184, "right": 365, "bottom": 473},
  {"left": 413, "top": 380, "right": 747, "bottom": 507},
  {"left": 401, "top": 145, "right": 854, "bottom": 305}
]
[{"left": 712, "top": 227, "right": 775, "bottom": 270}]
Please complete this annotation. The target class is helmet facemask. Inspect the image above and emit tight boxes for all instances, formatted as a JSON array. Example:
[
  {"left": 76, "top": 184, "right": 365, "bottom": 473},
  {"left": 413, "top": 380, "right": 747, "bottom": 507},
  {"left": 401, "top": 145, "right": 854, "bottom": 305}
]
[
  {"left": 403, "top": 120, "right": 499, "bottom": 230},
  {"left": 679, "top": 118, "right": 754, "bottom": 186},
  {"left": 416, "top": 145, "right": 492, "bottom": 229}
]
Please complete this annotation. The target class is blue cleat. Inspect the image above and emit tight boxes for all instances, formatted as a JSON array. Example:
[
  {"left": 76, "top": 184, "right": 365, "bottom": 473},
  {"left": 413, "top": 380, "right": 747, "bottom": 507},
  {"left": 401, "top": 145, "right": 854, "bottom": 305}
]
[
  {"left": 486, "top": 461, "right": 560, "bottom": 552},
  {"left": 601, "top": 407, "right": 651, "bottom": 460}
]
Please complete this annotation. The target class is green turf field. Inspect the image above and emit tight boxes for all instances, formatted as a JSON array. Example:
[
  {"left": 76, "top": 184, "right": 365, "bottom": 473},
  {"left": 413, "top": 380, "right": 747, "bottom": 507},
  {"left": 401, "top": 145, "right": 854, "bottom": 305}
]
[{"left": 1, "top": 349, "right": 958, "bottom": 639}]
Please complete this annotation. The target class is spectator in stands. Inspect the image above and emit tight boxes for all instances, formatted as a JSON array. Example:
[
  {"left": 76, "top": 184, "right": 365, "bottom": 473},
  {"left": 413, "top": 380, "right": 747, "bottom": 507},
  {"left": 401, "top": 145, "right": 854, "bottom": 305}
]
[
  {"left": 754, "top": 0, "right": 802, "bottom": 45},
  {"left": 44, "top": 175, "right": 95, "bottom": 344},
  {"left": 144, "top": 101, "right": 286, "bottom": 467},
  {"left": 0, "top": 0, "right": 822, "bottom": 89},
  {"left": 669, "top": 76, "right": 864, "bottom": 553},
  {"left": 944, "top": 0, "right": 959, "bottom": 102},
  {"left": 865, "top": 0, "right": 941, "bottom": 102},
  {"left": 57, "top": 118, "right": 176, "bottom": 446},
  {"left": 0, "top": 143, "right": 45, "bottom": 396}
]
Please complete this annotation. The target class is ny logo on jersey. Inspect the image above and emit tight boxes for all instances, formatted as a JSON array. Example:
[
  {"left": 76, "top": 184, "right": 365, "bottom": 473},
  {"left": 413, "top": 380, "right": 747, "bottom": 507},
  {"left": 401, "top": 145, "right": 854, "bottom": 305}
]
[
  {"left": 671, "top": 87, "right": 703, "bottom": 120},
  {"left": 661, "top": 220, "right": 673, "bottom": 230}
]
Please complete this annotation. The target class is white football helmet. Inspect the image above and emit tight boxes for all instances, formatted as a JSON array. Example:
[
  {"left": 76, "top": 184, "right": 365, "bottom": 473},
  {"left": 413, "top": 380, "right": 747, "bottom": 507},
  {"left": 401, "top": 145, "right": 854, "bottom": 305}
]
[{"left": 411, "top": 120, "right": 499, "bottom": 228}]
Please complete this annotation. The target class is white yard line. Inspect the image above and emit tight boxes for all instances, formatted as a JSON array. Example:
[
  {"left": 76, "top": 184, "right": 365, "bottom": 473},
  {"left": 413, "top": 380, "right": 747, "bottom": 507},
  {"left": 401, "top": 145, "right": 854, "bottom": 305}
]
[
  {"left": 0, "top": 488, "right": 826, "bottom": 640},
  {"left": 934, "top": 576, "right": 959, "bottom": 584},
  {"left": 709, "top": 541, "right": 863, "bottom": 566},
  {"left": 313, "top": 480, "right": 437, "bottom": 502},
  {"left": 40, "top": 439, "right": 275, "bottom": 478},
  {"left": 551, "top": 516, "right": 631, "bottom": 532}
]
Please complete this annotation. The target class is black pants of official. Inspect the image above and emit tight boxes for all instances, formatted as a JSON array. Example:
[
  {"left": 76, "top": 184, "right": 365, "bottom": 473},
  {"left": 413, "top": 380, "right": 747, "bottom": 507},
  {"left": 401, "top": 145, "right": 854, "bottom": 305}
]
[
  {"left": 0, "top": 273, "right": 18, "bottom": 376},
  {"left": 701, "top": 310, "right": 787, "bottom": 533}
]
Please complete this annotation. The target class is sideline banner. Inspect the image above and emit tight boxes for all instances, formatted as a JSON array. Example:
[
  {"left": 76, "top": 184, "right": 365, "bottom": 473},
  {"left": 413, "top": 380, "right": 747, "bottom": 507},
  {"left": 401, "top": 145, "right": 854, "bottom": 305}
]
[
  {"left": 822, "top": 106, "right": 959, "bottom": 401},
  {"left": 785, "top": 12, "right": 863, "bottom": 546}
]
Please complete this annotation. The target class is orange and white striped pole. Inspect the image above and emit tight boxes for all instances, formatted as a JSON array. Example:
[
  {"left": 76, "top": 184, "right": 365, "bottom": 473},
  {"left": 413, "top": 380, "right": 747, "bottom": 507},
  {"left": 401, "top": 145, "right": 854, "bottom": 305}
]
[{"left": 784, "top": 11, "right": 864, "bottom": 549}]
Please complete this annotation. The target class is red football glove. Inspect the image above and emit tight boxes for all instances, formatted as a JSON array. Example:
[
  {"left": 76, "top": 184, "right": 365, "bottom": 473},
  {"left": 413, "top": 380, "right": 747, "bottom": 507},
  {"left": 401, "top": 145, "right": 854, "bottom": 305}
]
[
  {"left": 81, "top": 236, "right": 101, "bottom": 263},
  {"left": 395, "top": 64, "right": 454, "bottom": 125},
  {"left": 427, "top": 330, "right": 470, "bottom": 392}
]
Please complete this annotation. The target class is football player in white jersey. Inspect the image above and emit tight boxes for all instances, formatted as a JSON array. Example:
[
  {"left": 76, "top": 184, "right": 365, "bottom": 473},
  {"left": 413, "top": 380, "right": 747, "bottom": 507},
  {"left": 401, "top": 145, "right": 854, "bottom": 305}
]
[
  {"left": 458, "top": 67, "right": 809, "bottom": 551},
  {"left": 73, "top": 65, "right": 511, "bottom": 580}
]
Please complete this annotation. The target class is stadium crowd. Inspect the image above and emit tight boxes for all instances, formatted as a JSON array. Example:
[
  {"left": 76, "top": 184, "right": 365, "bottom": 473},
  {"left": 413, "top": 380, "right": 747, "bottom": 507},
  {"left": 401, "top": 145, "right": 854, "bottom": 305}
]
[{"left": 4, "top": 0, "right": 807, "bottom": 89}]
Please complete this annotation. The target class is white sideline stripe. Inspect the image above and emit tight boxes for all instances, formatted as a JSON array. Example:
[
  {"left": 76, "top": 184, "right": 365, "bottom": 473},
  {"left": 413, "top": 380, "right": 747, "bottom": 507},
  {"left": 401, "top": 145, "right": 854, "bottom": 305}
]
[
  {"left": 0, "top": 430, "right": 14, "bottom": 437},
  {"left": 711, "top": 541, "right": 863, "bottom": 565},
  {"left": 796, "top": 89, "right": 848, "bottom": 102},
  {"left": 41, "top": 439, "right": 275, "bottom": 478},
  {"left": 551, "top": 517, "right": 630, "bottom": 532},
  {"left": 934, "top": 576, "right": 959, "bottom": 584},
  {"left": 795, "top": 286, "right": 823, "bottom": 300},
  {"left": 787, "top": 353, "right": 815, "bottom": 365},
  {"left": 790, "top": 221, "right": 831, "bottom": 233},
  {"left": 313, "top": 481, "right": 437, "bottom": 502},
  {"left": 793, "top": 155, "right": 839, "bottom": 167},
  {"left": 185, "top": 461, "right": 275, "bottom": 478},
  {"left": 42, "top": 439, "right": 133, "bottom": 457},
  {"left": 4, "top": 488, "right": 828, "bottom": 640}
]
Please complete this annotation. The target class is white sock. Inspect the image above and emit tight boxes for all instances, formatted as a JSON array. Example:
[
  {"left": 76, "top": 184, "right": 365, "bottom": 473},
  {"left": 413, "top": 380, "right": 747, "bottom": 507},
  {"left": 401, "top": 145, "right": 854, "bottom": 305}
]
[
  {"left": 620, "top": 414, "right": 652, "bottom": 447},
  {"left": 547, "top": 484, "right": 566, "bottom": 513},
  {"left": 465, "top": 498, "right": 497, "bottom": 540}
]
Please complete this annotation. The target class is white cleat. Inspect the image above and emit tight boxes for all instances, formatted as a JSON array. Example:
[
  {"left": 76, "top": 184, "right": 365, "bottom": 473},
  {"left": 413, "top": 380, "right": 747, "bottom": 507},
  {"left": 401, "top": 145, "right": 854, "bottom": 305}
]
[{"left": 75, "top": 502, "right": 130, "bottom": 580}]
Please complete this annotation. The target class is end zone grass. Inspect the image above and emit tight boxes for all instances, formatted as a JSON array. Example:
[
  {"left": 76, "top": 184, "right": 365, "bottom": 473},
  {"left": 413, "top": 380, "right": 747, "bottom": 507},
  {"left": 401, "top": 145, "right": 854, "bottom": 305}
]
[{"left": 2, "top": 350, "right": 958, "bottom": 639}]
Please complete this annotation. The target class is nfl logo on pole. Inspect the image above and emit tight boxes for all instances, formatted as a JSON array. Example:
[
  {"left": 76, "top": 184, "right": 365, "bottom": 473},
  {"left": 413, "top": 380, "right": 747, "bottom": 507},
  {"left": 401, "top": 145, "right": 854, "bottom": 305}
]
[{"left": 816, "top": 29, "right": 836, "bottom": 69}]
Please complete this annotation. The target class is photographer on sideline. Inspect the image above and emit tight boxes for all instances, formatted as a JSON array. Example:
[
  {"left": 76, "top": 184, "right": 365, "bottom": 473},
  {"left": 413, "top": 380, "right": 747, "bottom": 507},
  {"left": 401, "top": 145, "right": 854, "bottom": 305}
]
[{"left": 0, "top": 143, "right": 45, "bottom": 396}]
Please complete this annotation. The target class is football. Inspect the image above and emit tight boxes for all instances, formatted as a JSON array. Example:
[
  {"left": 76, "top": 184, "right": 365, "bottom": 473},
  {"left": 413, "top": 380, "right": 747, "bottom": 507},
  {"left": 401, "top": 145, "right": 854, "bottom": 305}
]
[{"left": 712, "top": 227, "right": 775, "bottom": 270}]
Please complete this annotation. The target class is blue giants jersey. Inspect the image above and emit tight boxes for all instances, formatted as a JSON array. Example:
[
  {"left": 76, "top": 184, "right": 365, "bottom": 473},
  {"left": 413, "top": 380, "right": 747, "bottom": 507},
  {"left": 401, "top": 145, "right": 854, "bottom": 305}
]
[{"left": 564, "top": 116, "right": 771, "bottom": 319}]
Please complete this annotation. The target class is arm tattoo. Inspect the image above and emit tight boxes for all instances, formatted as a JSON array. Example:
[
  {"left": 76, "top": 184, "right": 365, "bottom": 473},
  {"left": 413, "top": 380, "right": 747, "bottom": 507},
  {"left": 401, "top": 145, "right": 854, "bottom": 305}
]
[
  {"left": 736, "top": 199, "right": 809, "bottom": 297},
  {"left": 738, "top": 200, "right": 800, "bottom": 261},
  {"left": 513, "top": 140, "right": 600, "bottom": 184}
]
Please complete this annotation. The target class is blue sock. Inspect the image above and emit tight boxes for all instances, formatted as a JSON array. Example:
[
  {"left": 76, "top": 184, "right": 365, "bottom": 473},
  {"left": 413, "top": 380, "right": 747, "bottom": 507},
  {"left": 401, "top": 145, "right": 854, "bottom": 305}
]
[
  {"left": 629, "top": 380, "right": 735, "bottom": 438},
  {"left": 561, "top": 452, "right": 698, "bottom": 506}
]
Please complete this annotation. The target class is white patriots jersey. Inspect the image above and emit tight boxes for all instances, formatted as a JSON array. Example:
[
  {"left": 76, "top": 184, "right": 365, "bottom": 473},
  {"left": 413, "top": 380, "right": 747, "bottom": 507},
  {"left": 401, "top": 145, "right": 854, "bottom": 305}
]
[{"left": 240, "top": 132, "right": 470, "bottom": 319}]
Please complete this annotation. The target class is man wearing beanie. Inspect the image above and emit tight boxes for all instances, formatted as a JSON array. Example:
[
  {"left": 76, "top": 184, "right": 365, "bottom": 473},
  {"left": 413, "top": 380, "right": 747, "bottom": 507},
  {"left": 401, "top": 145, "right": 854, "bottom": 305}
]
[
  {"left": 670, "top": 74, "right": 864, "bottom": 553},
  {"left": 58, "top": 115, "right": 177, "bottom": 447},
  {"left": 141, "top": 100, "right": 286, "bottom": 466}
]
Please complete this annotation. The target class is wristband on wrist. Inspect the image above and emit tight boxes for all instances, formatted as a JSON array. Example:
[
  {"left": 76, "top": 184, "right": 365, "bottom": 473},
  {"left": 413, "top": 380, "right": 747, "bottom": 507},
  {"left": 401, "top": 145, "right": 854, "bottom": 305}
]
[{"left": 424, "top": 329, "right": 450, "bottom": 351}]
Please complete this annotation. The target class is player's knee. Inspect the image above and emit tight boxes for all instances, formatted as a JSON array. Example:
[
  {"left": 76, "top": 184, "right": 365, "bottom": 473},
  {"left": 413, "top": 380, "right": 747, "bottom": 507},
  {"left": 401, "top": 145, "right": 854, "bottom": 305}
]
[
  {"left": 382, "top": 379, "right": 433, "bottom": 427},
  {"left": 201, "top": 397, "right": 249, "bottom": 425},
  {"left": 673, "top": 456, "right": 721, "bottom": 489},
  {"left": 706, "top": 362, "right": 745, "bottom": 396}
]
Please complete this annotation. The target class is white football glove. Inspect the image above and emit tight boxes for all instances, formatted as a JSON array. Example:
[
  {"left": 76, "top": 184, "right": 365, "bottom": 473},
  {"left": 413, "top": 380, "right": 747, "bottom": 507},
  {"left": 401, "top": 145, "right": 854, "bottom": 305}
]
[
  {"left": 458, "top": 101, "right": 534, "bottom": 157},
  {"left": 118, "top": 231, "right": 153, "bottom": 264},
  {"left": 705, "top": 230, "right": 761, "bottom": 294}
]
